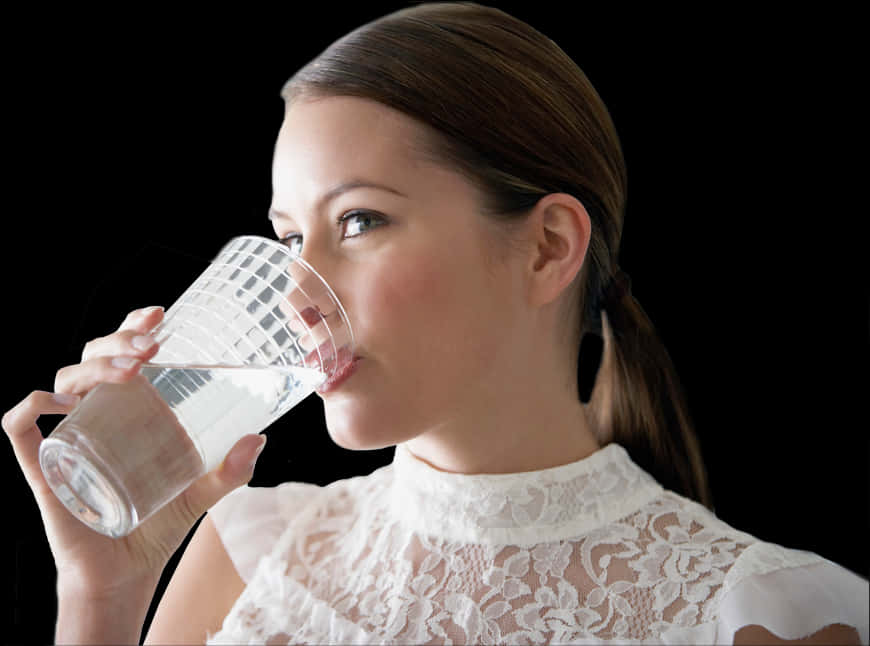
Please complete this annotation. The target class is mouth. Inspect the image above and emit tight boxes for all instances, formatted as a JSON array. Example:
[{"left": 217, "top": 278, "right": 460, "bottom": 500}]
[{"left": 316, "top": 355, "right": 361, "bottom": 394}]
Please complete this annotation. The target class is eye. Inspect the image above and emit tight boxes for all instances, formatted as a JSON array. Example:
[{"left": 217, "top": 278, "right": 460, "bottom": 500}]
[
  {"left": 277, "top": 210, "right": 385, "bottom": 253},
  {"left": 279, "top": 232, "right": 303, "bottom": 255},
  {"left": 339, "top": 210, "right": 386, "bottom": 239}
]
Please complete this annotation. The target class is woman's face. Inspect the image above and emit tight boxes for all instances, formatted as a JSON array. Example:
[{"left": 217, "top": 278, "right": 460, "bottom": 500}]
[{"left": 270, "top": 96, "right": 530, "bottom": 450}]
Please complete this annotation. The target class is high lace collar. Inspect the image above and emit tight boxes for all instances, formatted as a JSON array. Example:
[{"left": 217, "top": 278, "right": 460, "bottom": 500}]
[{"left": 389, "top": 442, "right": 664, "bottom": 546}]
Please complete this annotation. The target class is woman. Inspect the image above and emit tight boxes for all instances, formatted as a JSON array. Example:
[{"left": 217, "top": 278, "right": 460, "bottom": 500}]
[{"left": 4, "top": 3, "right": 867, "bottom": 644}]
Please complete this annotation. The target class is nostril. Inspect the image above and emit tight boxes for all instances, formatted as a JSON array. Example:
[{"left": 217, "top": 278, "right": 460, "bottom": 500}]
[{"left": 298, "top": 306, "right": 327, "bottom": 327}]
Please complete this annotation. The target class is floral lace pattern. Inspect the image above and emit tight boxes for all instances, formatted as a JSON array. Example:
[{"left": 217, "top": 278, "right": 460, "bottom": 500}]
[{"left": 208, "top": 444, "right": 829, "bottom": 644}]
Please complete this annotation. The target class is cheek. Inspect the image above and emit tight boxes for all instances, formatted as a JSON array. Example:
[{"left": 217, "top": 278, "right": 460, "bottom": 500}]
[
  {"left": 360, "top": 252, "right": 452, "bottom": 345},
  {"left": 352, "top": 248, "right": 501, "bottom": 378}
]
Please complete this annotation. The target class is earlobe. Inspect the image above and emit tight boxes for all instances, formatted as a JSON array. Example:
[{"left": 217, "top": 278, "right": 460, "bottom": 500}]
[{"left": 527, "top": 193, "right": 591, "bottom": 306}]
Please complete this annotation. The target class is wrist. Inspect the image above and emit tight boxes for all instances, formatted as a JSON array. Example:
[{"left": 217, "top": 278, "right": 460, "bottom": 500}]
[{"left": 55, "top": 574, "right": 158, "bottom": 645}]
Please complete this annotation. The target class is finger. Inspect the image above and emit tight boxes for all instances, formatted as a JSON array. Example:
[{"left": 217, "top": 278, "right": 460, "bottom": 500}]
[
  {"left": 173, "top": 434, "right": 267, "bottom": 526},
  {"left": 2, "top": 391, "right": 81, "bottom": 499},
  {"left": 55, "top": 355, "right": 145, "bottom": 396},
  {"left": 81, "top": 329, "right": 162, "bottom": 363},
  {"left": 117, "top": 305, "right": 165, "bottom": 335}
]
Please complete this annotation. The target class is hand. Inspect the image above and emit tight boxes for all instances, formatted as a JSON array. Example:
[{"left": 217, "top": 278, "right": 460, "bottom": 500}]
[{"left": 3, "top": 306, "right": 266, "bottom": 598}]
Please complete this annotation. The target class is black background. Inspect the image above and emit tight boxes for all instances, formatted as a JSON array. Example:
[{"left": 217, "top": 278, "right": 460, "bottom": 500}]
[{"left": 2, "top": 3, "right": 866, "bottom": 644}]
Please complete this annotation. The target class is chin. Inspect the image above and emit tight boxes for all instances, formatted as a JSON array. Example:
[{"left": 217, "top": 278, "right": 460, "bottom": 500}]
[
  {"left": 325, "top": 421, "right": 399, "bottom": 451},
  {"left": 322, "top": 397, "right": 413, "bottom": 451}
]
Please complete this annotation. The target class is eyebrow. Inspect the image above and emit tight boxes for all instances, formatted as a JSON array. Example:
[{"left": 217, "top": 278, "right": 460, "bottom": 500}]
[{"left": 268, "top": 180, "right": 408, "bottom": 221}]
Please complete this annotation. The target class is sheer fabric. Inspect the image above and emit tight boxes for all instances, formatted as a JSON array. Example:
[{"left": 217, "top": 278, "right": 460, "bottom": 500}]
[{"left": 206, "top": 443, "right": 868, "bottom": 644}]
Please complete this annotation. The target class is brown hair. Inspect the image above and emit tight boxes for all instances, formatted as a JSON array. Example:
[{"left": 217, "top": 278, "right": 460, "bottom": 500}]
[{"left": 282, "top": 2, "right": 714, "bottom": 510}]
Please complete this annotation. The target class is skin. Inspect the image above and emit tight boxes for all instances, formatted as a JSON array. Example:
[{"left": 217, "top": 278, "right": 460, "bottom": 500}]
[
  {"left": 269, "top": 95, "right": 601, "bottom": 474},
  {"left": 3, "top": 94, "right": 859, "bottom": 645}
]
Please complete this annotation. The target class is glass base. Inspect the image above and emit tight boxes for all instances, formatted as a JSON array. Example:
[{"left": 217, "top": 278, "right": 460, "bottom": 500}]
[{"left": 39, "top": 437, "right": 135, "bottom": 538}]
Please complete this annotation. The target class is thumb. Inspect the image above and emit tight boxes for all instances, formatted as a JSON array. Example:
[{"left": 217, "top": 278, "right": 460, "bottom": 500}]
[{"left": 182, "top": 434, "right": 267, "bottom": 518}]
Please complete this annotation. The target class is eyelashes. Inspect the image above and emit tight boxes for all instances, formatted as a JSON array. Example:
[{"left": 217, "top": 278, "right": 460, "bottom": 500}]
[
  {"left": 338, "top": 209, "right": 386, "bottom": 237},
  {"left": 280, "top": 233, "right": 303, "bottom": 254},
  {"left": 278, "top": 209, "right": 387, "bottom": 252}
]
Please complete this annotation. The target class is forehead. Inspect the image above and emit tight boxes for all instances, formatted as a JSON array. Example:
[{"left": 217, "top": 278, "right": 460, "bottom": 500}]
[{"left": 273, "top": 96, "right": 434, "bottom": 188}]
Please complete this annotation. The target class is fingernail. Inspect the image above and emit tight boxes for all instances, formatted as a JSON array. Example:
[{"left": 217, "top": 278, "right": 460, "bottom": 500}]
[
  {"left": 111, "top": 356, "right": 140, "bottom": 369},
  {"left": 141, "top": 306, "right": 164, "bottom": 318},
  {"left": 52, "top": 392, "right": 79, "bottom": 405},
  {"left": 250, "top": 436, "right": 267, "bottom": 466},
  {"left": 131, "top": 335, "right": 156, "bottom": 351}
]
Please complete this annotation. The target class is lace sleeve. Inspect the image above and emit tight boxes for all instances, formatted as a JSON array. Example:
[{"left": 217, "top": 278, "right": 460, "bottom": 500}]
[
  {"left": 715, "top": 542, "right": 869, "bottom": 644},
  {"left": 207, "top": 481, "right": 321, "bottom": 583}
]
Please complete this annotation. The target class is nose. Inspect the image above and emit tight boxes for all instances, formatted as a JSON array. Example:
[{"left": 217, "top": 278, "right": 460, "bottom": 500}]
[{"left": 281, "top": 249, "right": 355, "bottom": 373}]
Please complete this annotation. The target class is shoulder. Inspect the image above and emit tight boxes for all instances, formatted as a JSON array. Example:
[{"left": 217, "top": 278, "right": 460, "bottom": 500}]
[
  {"left": 637, "top": 492, "right": 868, "bottom": 643},
  {"left": 207, "top": 480, "right": 321, "bottom": 582},
  {"left": 716, "top": 540, "right": 869, "bottom": 644},
  {"left": 208, "top": 465, "right": 395, "bottom": 582}
]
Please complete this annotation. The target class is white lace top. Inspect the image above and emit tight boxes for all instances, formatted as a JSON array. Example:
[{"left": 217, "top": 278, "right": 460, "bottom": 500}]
[{"left": 206, "top": 443, "right": 868, "bottom": 644}]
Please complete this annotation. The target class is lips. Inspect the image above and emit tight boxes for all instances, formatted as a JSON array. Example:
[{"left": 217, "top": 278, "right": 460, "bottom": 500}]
[
  {"left": 304, "top": 341, "right": 350, "bottom": 370},
  {"left": 316, "top": 356, "right": 361, "bottom": 394},
  {"left": 303, "top": 341, "right": 358, "bottom": 390}
]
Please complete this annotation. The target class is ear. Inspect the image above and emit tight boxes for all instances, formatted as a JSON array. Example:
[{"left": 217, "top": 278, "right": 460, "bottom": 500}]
[{"left": 525, "top": 193, "right": 592, "bottom": 307}]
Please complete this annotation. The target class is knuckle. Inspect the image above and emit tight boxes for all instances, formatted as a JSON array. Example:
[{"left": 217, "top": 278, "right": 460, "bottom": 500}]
[
  {"left": 0, "top": 410, "right": 14, "bottom": 435},
  {"left": 4, "top": 390, "right": 56, "bottom": 433},
  {"left": 81, "top": 333, "right": 111, "bottom": 360},
  {"left": 81, "top": 339, "right": 96, "bottom": 360},
  {"left": 54, "top": 363, "right": 76, "bottom": 389},
  {"left": 23, "top": 390, "right": 41, "bottom": 408},
  {"left": 21, "top": 391, "right": 42, "bottom": 416},
  {"left": 53, "top": 366, "right": 67, "bottom": 391},
  {"left": 0, "top": 406, "right": 14, "bottom": 433},
  {"left": 120, "top": 308, "right": 148, "bottom": 330},
  {"left": 4, "top": 391, "right": 39, "bottom": 431}
]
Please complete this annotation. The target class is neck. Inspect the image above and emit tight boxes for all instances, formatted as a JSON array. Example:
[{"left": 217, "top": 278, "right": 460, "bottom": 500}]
[{"left": 402, "top": 377, "right": 600, "bottom": 475}]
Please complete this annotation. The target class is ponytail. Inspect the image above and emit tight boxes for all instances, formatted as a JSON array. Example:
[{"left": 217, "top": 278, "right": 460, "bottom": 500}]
[{"left": 586, "top": 271, "right": 715, "bottom": 511}]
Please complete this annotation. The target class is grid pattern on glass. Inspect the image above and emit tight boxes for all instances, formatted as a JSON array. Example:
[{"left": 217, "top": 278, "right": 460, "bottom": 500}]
[
  {"left": 158, "top": 282, "right": 304, "bottom": 369},
  {"left": 209, "top": 239, "right": 341, "bottom": 371},
  {"left": 150, "top": 236, "right": 348, "bottom": 375}
]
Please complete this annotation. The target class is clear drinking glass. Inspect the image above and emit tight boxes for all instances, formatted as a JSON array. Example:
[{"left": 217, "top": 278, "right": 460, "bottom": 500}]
[{"left": 38, "top": 235, "right": 353, "bottom": 537}]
